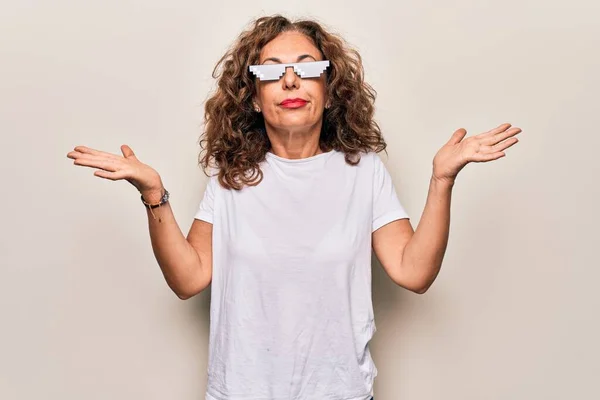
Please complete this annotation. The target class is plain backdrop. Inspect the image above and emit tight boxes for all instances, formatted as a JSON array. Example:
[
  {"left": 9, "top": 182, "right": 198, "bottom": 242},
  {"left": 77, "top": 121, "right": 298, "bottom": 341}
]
[{"left": 1, "top": 0, "right": 599, "bottom": 399}]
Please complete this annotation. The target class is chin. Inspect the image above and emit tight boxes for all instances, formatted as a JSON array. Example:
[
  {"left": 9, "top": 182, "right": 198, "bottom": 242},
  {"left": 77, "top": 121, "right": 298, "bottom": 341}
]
[{"left": 280, "top": 119, "right": 317, "bottom": 129}]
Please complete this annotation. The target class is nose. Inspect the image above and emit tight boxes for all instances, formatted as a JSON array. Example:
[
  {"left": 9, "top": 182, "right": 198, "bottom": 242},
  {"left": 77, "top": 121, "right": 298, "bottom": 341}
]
[{"left": 281, "top": 66, "right": 300, "bottom": 89}]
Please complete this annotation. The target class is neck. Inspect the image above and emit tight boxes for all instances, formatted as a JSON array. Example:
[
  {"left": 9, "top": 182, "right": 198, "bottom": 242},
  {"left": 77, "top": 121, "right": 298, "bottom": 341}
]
[{"left": 265, "top": 121, "right": 323, "bottom": 160}]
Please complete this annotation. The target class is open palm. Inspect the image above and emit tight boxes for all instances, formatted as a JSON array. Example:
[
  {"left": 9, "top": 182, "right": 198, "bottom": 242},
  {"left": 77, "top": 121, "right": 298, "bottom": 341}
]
[
  {"left": 432, "top": 123, "right": 522, "bottom": 183},
  {"left": 66, "top": 144, "right": 162, "bottom": 193}
]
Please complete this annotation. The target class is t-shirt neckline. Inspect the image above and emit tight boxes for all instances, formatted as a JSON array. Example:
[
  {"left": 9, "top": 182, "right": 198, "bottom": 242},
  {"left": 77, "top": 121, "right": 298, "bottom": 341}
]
[{"left": 265, "top": 150, "right": 335, "bottom": 164}]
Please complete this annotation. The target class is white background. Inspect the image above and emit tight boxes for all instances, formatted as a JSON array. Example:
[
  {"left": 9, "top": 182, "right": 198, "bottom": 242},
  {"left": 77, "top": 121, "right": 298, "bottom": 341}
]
[{"left": 1, "top": 0, "right": 599, "bottom": 399}]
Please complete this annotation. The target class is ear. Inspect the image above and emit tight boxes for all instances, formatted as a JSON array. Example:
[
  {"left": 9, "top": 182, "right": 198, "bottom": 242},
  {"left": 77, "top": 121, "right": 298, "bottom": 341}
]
[{"left": 252, "top": 98, "right": 261, "bottom": 113}]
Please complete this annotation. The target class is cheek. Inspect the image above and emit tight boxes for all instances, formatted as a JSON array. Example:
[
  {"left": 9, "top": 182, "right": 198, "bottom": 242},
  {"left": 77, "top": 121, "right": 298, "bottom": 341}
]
[
  {"left": 308, "top": 83, "right": 327, "bottom": 105},
  {"left": 258, "top": 86, "right": 278, "bottom": 105}
]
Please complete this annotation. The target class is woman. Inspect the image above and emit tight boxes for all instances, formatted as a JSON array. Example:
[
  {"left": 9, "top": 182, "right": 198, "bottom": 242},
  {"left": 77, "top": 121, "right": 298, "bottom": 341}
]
[{"left": 67, "top": 14, "right": 521, "bottom": 400}]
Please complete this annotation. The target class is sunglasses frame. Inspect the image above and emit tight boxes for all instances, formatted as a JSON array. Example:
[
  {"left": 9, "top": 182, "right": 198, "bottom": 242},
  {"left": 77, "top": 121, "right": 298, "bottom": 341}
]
[{"left": 248, "top": 60, "right": 330, "bottom": 81}]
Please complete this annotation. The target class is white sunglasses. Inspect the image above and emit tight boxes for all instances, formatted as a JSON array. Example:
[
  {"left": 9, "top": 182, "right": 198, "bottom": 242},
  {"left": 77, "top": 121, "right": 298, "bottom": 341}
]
[{"left": 248, "top": 60, "right": 330, "bottom": 81}]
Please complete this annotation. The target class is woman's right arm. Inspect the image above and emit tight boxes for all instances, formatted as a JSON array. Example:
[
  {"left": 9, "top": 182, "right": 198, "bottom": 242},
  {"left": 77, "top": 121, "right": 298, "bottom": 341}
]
[
  {"left": 67, "top": 144, "right": 212, "bottom": 300},
  {"left": 143, "top": 187, "right": 213, "bottom": 300}
]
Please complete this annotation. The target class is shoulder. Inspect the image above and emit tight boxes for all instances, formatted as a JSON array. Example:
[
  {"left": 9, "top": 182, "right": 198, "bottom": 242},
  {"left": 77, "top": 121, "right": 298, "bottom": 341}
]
[
  {"left": 333, "top": 149, "right": 380, "bottom": 165},
  {"left": 330, "top": 151, "right": 384, "bottom": 187},
  {"left": 204, "top": 167, "right": 222, "bottom": 192},
  {"left": 366, "top": 151, "right": 391, "bottom": 170},
  {"left": 354, "top": 150, "right": 384, "bottom": 171},
  {"left": 327, "top": 150, "right": 385, "bottom": 179}
]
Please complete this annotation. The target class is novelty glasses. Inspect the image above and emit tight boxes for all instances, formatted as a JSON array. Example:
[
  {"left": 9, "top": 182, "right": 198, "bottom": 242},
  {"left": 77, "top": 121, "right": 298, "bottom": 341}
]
[{"left": 249, "top": 60, "right": 330, "bottom": 81}]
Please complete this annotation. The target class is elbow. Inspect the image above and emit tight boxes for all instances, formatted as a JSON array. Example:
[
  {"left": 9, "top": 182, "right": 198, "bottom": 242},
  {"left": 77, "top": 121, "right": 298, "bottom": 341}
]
[
  {"left": 171, "top": 268, "right": 212, "bottom": 300},
  {"left": 414, "top": 285, "right": 429, "bottom": 295},
  {"left": 173, "top": 286, "right": 193, "bottom": 300},
  {"left": 176, "top": 291, "right": 193, "bottom": 300},
  {"left": 173, "top": 281, "right": 210, "bottom": 300},
  {"left": 392, "top": 269, "right": 430, "bottom": 294},
  {"left": 394, "top": 279, "right": 429, "bottom": 294},
  {"left": 169, "top": 281, "right": 196, "bottom": 300},
  {"left": 402, "top": 277, "right": 430, "bottom": 294},
  {"left": 168, "top": 281, "right": 194, "bottom": 300},
  {"left": 413, "top": 278, "right": 432, "bottom": 294},
  {"left": 174, "top": 286, "right": 200, "bottom": 300},
  {"left": 414, "top": 278, "right": 435, "bottom": 294}
]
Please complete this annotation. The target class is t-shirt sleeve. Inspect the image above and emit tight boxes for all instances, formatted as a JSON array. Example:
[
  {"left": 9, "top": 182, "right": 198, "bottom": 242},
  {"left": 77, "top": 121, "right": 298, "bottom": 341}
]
[
  {"left": 372, "top": 153, "right": 409, "bottom": 232},
  {"left": 194, "top": 174, "right": 217, "bottom": 224}
]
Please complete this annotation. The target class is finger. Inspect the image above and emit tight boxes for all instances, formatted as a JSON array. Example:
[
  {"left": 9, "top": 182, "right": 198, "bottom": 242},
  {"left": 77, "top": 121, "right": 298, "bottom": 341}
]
[
  {"left": 447, "top": 128, "right": 467, "bottom": 145},
  {"left": 499, "top": 127, "right": 522, "bottom": 140},
  {"left": 472, "top": 151, "right": 506, "bottom": 162},
  {"left": 476, "top": 137, "right": 518, "bottom": 157},
  {"left": 480, "top": 123, "right": 512, "bottom": 138},
  {"left": 121, "top": 145, "right": 137, "bottom": 159},
  {"left": 72, "top": 152, "right": 116, "bottom": 163},
  {"left": 491, "top": 137, "right": 519, "bottom": 152},
  {"left": 73, "top": 155, "right": 120, "bottom": 172},
  {"left": 480, "top": 128, "right": 522, "bottom": 148},
  {"left": 73, "top": 146, "right": 121, "bottom": 160},
  {"left": 93, "top": 169, "right": 128, "bottom": 181}
]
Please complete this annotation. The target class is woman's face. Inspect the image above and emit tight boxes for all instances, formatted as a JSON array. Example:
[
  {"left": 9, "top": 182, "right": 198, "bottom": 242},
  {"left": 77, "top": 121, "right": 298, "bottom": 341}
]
[{"left": 253, "top": 31, "right": 328, "bottom": 134}]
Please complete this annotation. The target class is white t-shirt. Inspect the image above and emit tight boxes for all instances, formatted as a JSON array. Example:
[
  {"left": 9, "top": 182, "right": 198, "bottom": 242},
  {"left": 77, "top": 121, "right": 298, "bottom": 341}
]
[{"left": 194, "top": 149, "right": 409, "bottom": 400}]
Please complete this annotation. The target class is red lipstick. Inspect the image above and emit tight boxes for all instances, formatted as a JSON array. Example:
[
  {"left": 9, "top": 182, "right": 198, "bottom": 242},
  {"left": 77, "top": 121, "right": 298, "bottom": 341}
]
[{"left": 280, "top": 98, "right": 308, "bottom": 108}]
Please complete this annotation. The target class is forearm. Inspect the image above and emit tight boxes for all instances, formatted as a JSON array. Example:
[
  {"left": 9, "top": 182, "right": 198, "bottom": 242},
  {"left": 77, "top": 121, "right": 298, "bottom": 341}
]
[
  {"left": 401, "top": 175, "right": 454, "bottom": 292},
  {"left": 143, "top": 189, "right": 204, "bottom": 299}
]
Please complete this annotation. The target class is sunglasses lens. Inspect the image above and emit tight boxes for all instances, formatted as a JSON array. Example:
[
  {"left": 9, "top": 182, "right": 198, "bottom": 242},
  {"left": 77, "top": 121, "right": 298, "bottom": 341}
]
[
  {"left": 293, "top": 61, "right": 329, "bottom": 78},
  {"left": 250, "top": 65, "right": 285, "bottom": 81}
]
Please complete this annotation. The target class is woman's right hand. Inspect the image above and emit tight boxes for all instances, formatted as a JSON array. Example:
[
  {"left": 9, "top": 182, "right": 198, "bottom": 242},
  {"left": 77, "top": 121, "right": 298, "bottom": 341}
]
[{"left": 66, "top": 144, "right": 164, "bottom": 201}]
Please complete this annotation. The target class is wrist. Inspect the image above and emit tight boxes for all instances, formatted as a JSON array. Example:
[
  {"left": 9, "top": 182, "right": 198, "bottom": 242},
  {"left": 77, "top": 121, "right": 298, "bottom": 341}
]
[
  {"left": 141, "top": 186, "right": 165, "bottom": 204},
  {"left": 431, "top": 174, "right": 455, "bottom": 189}
]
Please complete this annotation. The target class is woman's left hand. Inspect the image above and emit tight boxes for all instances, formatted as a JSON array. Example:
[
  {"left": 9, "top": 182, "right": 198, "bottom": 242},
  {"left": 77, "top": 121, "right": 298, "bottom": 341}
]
[{"left": 432, "top": 122, "right": 522, "bottom": 184}]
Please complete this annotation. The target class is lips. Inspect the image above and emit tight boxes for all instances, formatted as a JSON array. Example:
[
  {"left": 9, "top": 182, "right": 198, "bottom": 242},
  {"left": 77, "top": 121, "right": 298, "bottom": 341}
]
[{"left": 280, "top": 98, "right": 308, "bottom": 107}]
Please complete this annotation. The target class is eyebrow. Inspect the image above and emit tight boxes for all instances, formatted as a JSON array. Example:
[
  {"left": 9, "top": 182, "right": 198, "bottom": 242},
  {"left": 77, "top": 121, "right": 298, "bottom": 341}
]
[{"left": 260, "top": 54, "right": 318, "bottom": 64}]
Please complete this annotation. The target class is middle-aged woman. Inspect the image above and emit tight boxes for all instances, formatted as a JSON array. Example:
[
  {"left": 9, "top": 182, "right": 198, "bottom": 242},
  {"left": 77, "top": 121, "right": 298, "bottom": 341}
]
[{"left": 67, "top": 14, "right": 521, "bottom": 400}]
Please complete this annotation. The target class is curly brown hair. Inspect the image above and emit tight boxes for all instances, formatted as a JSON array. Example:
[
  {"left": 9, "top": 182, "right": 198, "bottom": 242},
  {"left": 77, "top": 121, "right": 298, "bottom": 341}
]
[{"left": 198, "top": 14, "right": 387, "bottom": 190}]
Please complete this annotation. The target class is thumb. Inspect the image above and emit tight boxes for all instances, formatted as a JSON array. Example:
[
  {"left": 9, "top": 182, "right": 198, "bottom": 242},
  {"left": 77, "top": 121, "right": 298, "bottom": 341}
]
[
  {"left": 446, "top": 128, "right": 467, "bottom": 146},
  {"left": 121, "top": 145, "right": 137, "bottom": 159}
]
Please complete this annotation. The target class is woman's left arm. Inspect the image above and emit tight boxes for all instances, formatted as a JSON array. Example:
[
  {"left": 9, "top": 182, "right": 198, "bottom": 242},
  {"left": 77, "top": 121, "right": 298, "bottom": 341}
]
[{"left": 373, "top": 122, "right": 522, "bottom": 293}]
